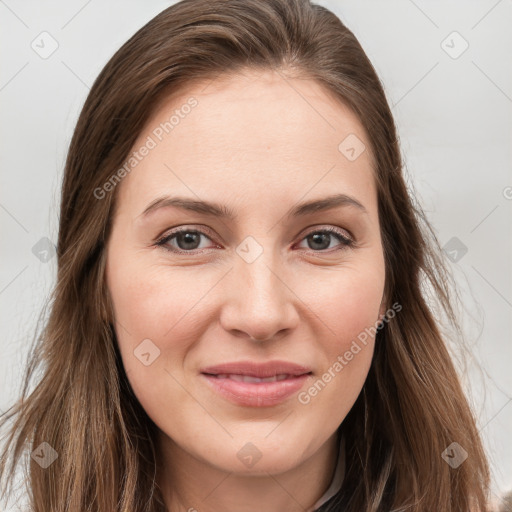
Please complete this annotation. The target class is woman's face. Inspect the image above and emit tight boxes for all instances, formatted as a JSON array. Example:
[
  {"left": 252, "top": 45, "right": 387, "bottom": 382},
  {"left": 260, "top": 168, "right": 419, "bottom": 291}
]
[{"left": 105, "top": 69, "right": 386, "bottom": 476}]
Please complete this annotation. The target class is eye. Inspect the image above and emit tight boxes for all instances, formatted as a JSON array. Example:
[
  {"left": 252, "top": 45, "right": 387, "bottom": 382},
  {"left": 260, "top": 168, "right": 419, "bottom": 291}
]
[
  {"left": 155, "top": 225, "right": 355, "bottom": 254},
  {"left": 155, "top": 227, "right": 216, "bottom": 253},
  {"left": 295, "top": 227, "right": 354, "bottom": 252}
]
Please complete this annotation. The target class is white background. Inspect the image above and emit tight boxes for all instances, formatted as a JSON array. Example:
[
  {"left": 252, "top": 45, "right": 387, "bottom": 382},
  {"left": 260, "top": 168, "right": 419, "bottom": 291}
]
[{"left": 1, "top": 0, "right": 511, "bottom": 509}]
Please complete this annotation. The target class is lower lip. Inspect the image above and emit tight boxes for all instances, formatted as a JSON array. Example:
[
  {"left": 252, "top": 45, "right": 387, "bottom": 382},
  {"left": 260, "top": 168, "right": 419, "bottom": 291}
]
[{"left": 201, "top": 373, "right": 311, "bottom": 407}]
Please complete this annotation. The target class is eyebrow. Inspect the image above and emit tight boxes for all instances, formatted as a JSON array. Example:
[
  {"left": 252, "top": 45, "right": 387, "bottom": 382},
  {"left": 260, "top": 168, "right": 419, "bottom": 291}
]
[{"left": 138, "top": 193, "right": 368, "bottom": 221}]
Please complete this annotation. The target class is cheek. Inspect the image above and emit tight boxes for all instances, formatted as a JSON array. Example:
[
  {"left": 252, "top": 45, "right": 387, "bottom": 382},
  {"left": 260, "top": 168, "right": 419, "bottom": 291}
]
[
  {"left": 108, "top": 254, "right": 208, "bottom": 337},
  {"left": 302, "top": 256, "right": 385, "bottom": 351},
  {"left": 329, "top": 279, "right": 382, "bottom": 353},
  {"left": 296, "top": 258, "right": 385, "bottom": 411},
  {"left": 106, "top": 259, "right": 218, "bottom": 377},
  {"left": 106, "top": 263, "right": 204, "bottom": 419}
]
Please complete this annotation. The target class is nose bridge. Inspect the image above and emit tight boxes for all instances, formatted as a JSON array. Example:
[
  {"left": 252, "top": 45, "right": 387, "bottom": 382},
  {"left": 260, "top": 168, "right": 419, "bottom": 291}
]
[
  {"left": 236, "top": 234, "right": 286, "bottom": 310},
  {"left": 220, "top": 234, "right": 298, "bottom": 340}
]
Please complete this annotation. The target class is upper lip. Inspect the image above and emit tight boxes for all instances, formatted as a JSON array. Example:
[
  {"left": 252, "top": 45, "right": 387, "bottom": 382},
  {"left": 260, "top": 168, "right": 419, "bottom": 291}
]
[{"left": 200, "top": 360, "right": 312, "bottom": 378}]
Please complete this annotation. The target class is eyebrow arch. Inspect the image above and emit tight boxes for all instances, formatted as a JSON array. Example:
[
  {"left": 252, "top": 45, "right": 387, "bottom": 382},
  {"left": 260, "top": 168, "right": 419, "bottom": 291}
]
[{"left": 138, "top": 193, "right": 368, "bottom": 221}]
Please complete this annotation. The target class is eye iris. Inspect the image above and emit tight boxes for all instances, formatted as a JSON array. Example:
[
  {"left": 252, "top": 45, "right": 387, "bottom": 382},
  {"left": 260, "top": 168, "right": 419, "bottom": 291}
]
[
  {"left": 176, "top": 231, "right": 201, "bottom": 250},
  {"left": 308, "top": 232, "right": 331, "bottom": 250}
]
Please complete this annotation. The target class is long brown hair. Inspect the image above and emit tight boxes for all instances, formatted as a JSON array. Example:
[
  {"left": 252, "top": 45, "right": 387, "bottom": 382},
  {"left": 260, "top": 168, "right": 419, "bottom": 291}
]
[{"left": 0, "top": 0, "right": 491, "bottom": 510}]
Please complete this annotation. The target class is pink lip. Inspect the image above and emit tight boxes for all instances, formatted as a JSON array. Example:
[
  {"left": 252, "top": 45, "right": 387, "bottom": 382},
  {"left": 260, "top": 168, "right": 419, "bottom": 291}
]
[
  {"left": 200, "top": 360, "right": 312, "bottom": 378},
  {"left": 200, "top": 360, "right": 312, "bottom": 407}
]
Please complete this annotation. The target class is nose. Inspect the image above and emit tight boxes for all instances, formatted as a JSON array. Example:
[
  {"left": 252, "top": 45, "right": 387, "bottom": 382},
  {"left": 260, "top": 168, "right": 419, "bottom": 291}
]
[{"left": 219, "top": 247, "right": 300, "bottom": 342}]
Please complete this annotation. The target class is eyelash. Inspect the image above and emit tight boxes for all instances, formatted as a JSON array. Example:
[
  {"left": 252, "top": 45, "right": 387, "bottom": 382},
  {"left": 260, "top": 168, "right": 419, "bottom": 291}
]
[{"left": 154, "top": 226, "right": 355, "bottom": 255}]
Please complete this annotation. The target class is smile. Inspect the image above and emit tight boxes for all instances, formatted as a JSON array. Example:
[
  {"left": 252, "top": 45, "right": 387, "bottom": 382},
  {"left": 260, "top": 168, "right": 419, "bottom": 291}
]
[{"left": 201, "top": 372, "right": 311, "bottom": 407}]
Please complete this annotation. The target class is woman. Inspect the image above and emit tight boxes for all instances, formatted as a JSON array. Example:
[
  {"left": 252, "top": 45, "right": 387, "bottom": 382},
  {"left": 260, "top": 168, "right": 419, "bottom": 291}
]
[{"left": 0, "top": 0, "right": 491, "bottom": 510}]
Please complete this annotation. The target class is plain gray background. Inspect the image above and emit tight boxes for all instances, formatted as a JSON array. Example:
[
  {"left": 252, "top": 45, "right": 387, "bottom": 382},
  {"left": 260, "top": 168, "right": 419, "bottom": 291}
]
[{"left": 1, "top": 0, "right": 511, "bottom": 508}]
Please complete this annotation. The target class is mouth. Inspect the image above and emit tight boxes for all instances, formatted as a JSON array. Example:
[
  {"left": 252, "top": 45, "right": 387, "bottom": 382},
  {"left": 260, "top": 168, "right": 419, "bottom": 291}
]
[
  {"left": 199, "top": 361, "right": 313, "bottom": 407},
  {"left": 200, "top": 360, "right": 312, "bottom": 378},
  {"left": 204, "top": 373, "right": 302, "bottom": 383}
]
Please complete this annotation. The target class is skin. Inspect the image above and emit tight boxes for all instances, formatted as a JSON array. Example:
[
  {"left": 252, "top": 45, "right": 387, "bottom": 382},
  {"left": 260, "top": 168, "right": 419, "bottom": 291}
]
[{"left": 105, "top": 68, "right": 387, "bottom": 512}]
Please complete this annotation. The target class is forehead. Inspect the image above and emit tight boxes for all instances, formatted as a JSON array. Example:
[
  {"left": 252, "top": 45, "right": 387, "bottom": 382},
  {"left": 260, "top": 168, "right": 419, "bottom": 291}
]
[{"left": 115, "top": 69, "right": 376, "bottom": 218}]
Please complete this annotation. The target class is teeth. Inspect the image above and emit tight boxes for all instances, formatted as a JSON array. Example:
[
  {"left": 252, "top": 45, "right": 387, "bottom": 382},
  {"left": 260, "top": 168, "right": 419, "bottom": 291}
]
[{"left": 214, "top": 374, "right": 291, "bottom": 383}]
